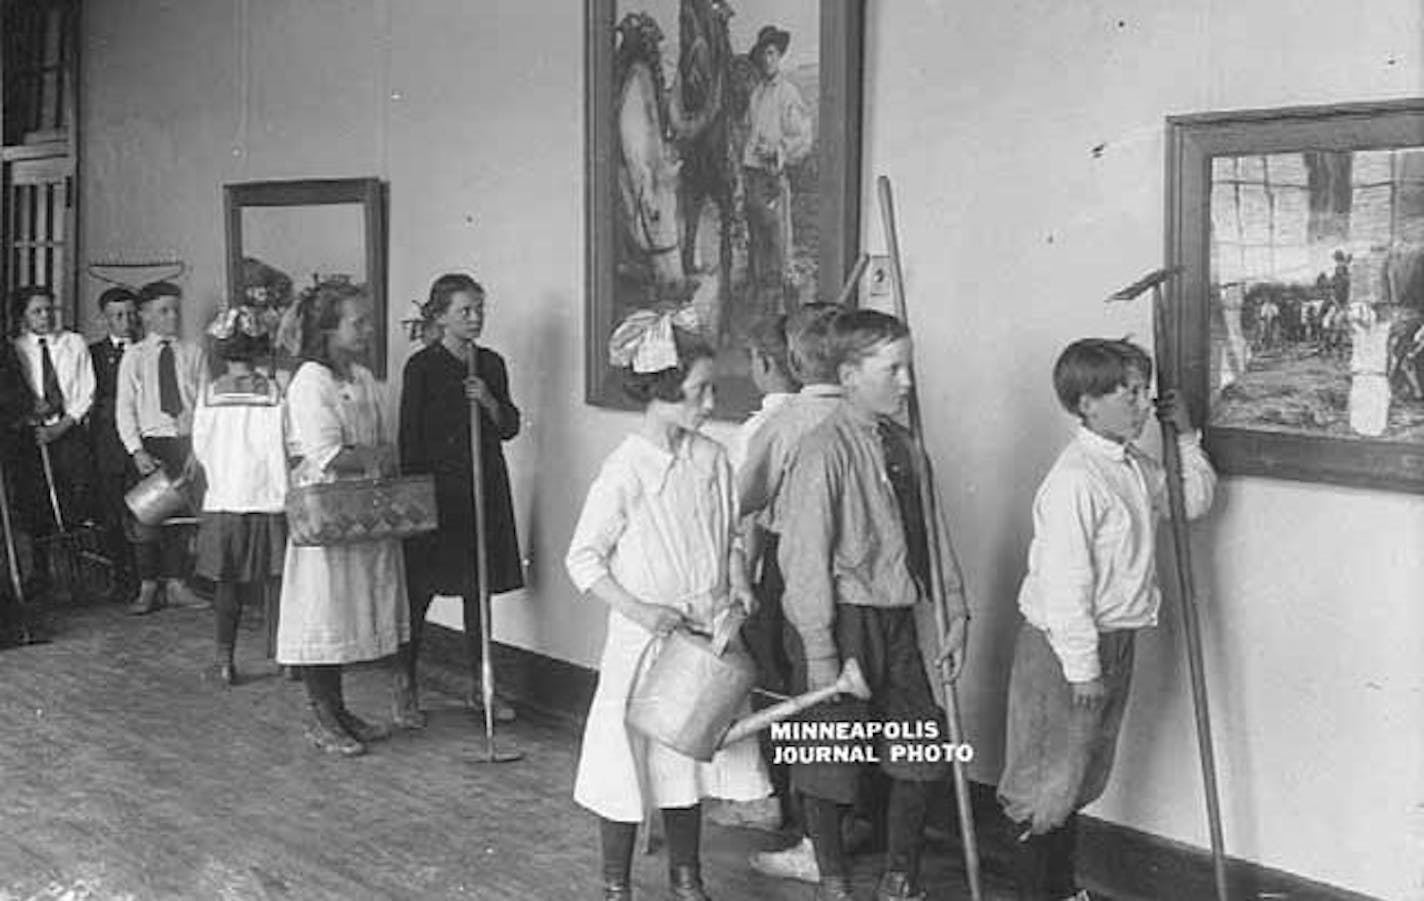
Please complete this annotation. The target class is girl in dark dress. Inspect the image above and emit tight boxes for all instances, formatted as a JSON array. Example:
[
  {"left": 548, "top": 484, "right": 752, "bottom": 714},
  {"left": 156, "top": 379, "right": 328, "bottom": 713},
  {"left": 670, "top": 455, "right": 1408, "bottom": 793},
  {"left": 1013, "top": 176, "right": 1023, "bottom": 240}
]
[{"left": 399, "top": 273, "right": 523, "bottom": 725}]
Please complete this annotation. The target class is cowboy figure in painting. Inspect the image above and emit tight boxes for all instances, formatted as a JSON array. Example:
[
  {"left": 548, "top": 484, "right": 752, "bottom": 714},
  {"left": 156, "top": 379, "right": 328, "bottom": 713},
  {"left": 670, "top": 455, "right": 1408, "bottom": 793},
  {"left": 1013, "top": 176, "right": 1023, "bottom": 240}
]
[{"left": 742, "top": 24, "right": 811, "bottom": 315}]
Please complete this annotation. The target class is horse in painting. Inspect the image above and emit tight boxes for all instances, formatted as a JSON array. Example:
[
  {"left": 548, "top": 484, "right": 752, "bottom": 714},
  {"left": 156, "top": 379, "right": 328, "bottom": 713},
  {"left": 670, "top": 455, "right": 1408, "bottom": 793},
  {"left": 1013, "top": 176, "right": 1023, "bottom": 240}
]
[{"left": 671, "top": 0, "right": 739, "bottom": 340}]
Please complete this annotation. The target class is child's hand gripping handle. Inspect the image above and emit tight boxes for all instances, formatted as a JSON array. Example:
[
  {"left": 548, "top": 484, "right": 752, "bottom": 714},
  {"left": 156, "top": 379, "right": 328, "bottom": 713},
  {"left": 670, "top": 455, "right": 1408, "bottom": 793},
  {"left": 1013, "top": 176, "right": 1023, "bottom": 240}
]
[{"left": 709, "top": 605, "right": 746, "bottom": 657}]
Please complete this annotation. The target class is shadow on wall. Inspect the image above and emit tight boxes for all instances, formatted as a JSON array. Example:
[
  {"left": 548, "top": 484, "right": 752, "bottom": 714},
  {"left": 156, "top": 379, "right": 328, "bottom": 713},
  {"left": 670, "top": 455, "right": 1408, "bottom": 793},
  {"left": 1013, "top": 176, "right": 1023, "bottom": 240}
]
[
  {"left": 967, "top": 396, "right": 1070, "bottom": 777},
  {"left": 512, "top": 291, "right": 576, "bottom": 652}
]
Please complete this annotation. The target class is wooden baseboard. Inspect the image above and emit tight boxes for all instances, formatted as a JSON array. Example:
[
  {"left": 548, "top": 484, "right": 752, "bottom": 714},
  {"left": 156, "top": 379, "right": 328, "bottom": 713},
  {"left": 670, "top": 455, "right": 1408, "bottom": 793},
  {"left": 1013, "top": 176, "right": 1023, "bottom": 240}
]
[{"left": 419, "top": 624, "right": 1382, "bottom": 901}]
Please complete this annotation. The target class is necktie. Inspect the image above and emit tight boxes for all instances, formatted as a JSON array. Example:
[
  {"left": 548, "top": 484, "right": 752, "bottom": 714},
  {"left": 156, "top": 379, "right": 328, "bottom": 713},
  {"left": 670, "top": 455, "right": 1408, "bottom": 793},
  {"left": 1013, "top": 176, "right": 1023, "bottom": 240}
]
[
  {"left": 877, "top": 420, "right": 931, "bottom": 591},
  {"left": 38, "top": 337, "right": 64, "bottom": 418},
  {"left": 158, "top": 339, "right": 183, "bottom": 417}
]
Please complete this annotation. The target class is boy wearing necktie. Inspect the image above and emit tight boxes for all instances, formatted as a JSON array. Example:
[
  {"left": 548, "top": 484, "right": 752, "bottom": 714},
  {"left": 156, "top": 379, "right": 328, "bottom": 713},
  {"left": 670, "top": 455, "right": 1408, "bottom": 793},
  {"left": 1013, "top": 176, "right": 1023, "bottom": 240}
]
[{"left": 115, "top": 281, "right": 205, "bottom": 614}]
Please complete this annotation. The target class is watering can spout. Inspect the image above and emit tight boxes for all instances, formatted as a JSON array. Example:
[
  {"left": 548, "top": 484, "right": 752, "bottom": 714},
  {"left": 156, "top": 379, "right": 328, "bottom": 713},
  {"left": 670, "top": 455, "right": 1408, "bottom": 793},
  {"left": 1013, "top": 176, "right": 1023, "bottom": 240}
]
[
  {"left": 625, "top": 627, "right": 872, "bottom": 763},
  {"left": 719, "top": 657, "right": 871, "bottom": 749}
]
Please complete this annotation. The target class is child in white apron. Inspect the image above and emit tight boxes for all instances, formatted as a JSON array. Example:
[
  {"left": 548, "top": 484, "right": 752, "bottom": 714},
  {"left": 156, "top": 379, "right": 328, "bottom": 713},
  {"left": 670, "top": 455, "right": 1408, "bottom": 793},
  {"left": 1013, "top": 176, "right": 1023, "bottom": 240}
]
[
  {"left": 566, "top": 307, "right": 771, "bottom": 901},
  {"left": 191, "top": 305, "right": 286, "bottom": 686}
]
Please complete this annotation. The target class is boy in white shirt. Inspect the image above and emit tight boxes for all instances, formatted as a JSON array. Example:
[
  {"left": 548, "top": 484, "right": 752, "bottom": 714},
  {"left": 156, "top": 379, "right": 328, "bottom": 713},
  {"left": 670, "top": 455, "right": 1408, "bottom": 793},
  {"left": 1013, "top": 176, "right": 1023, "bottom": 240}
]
[
  {"left": 10, "top": 285, "right": 96, "bottom": 532},
  {"left": 116, "top": 281, "right": 206, "bottom": 614},
  {"left": 727, "top": 314, "right": 798, "bottom": 472},
  {"left": 997, "top": 338, "right": 1216, "bottom": 901}
]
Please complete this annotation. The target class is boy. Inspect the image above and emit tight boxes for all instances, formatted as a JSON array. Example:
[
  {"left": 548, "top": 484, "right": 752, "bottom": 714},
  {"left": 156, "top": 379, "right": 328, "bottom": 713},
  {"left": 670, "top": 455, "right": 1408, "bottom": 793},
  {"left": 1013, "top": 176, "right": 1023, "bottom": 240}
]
[
  {"left": 11, "top": 285, "right": 97, "bottom": 537},
  {"left": 707, "top": 313, "right": 800, "bottom": 833},
  {"left": 737, "top": 302, "right": 844, "bottom": 880},
  {"left": 727, "top": 313, "right": 799, "bottom": 472},
  {"left": 115, "top": 281, "right": 206, "bottom": 614},
  {"left": 997, "top": 339, "right": 1216, "bottom": 901},
  {"left": 779, "top": 309, "right": 970, "bottom": 901},
  {"left": 89, "top": 287, "right": 141, "bottom": 600}
]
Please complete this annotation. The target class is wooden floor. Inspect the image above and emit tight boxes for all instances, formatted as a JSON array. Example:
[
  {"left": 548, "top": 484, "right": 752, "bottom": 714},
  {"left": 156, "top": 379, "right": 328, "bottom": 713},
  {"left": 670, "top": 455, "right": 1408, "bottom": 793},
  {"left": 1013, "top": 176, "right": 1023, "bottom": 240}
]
[{"left": 0, "top": 603, "right": 1019, "bottom": 901}]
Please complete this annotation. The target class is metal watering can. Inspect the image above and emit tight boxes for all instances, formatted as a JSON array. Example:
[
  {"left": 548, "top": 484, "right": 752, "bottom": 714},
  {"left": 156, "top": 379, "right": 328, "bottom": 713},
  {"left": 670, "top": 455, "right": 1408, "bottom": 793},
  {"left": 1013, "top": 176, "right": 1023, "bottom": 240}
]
[
  {"left": 625, "top": 611, "right": 871, "bottom": 763},
  {"left": 124, "top": 468, "right": 194, "bottom": 527}
]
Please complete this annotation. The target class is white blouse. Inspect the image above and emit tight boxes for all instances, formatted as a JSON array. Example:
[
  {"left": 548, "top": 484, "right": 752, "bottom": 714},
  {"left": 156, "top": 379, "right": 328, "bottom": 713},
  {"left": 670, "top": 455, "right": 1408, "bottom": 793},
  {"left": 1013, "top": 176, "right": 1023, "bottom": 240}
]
[
  {"left": 191, "top": 382, "right": 287, "bottom": 513},
  {"left": 285, "top": 362, "right": 386, "bottom": 488},
  {"left": 565, "top": 431, "right": 735, "bottom": 628}
]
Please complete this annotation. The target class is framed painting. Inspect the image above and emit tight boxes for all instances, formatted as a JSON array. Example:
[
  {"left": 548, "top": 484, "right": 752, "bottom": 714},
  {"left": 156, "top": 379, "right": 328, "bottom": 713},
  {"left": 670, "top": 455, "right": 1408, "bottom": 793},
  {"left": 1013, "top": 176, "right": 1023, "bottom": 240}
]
[
  {"left": 223, "top": 178, "right": 389, "bottom": 378},
  {"left": 1166, "top": 99, "right": 1424, "bottom": 493},
  {"left": 585, "top": 0, "right": 864, "bottom": 417}
]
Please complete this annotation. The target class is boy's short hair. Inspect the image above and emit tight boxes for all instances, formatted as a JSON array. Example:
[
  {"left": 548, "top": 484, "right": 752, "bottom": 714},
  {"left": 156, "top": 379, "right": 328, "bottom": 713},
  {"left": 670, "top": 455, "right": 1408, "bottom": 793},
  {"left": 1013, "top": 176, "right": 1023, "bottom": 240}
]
[
  {"left": 137, "top": 281, "right": 182, "bottom": 307},
  {"left": 97, "top": 286, "right": 138, "bottom": 310},
  {"left": 10, "top": 284, "right": 52, "bottom": 323},
  {"left": 620, "top": 327, "right": 716, "bottom": 405},
  {"left": 787, "top": 302, "right": 843, "bottom": 384},
  {"left": 827, "top": 308, "right": 909, "bottom": 374},
  {"left": 1052, "top": 338, "right": 1153, "bottom": 415},
  {"left": 747, "top": 314, "right": 792, "bottom": 375}
]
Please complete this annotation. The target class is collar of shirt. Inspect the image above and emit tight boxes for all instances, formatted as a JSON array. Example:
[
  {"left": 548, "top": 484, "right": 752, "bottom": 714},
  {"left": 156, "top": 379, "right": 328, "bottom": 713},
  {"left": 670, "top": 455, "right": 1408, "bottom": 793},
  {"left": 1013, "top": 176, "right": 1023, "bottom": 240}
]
[
  {"left": 110, "top": 336, "right": 128, "bottom": 349},
  {"left": 839, "top": 400, "right": 886, "bottom": 435},
  {"left": 627, "top": 431, "right": 712, "bottom": 495},
  {"left": 798, "top": 383, "right": 843, "bottom": 399},
  {"left": 140, "top": 333, "right": 177, "bottom": 350},
  {"left": 756, "top": 392, "right": 795, "bottom": 417},
  {"left": 1075, "top": 424, "right": 1132, "bottom": 463}
]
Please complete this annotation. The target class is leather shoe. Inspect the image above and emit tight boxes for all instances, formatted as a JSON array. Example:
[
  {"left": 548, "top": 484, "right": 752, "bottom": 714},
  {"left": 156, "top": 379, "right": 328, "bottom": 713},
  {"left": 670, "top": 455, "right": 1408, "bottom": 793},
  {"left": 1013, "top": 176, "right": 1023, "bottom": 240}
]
[
  {"left": 164, "top": 579, "right": 210, "bottom": 610},
  {"left": 815, "top": 876, "right": 857, "bottom": 901},
  {"left": 669, "top": 864, "right": 711, "bottom": 900},
  {"left": 305, "top": 720, "right": 366, "bottom": 757},
  {"left": 336, "top": 709, "right": 392, "bottom": 743},
  {"left": 874, "top": 872, "right": 924, "bottom": 901},
  {"left": 468, "top": 684, "right": 516, "bottom": 722},
  {"left": 203, "top": 661, "right": 237, "bottom": 687},
  {"left": 127, "top": 581, "right": 161, "bottom": 616},
  {"left": 602, "top": 879, "right": 632, "bottom": 901}
]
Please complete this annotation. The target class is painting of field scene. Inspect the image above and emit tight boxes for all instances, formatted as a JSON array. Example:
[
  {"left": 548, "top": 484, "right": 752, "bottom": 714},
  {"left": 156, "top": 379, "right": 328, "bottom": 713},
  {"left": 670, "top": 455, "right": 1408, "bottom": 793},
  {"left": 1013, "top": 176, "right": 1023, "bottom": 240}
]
[
  {"left": 591, "top": 0, "right": 851, "bottom": 417},
  {"left": 1209, "top": 147, "right": 1424, "bottom": 441}
]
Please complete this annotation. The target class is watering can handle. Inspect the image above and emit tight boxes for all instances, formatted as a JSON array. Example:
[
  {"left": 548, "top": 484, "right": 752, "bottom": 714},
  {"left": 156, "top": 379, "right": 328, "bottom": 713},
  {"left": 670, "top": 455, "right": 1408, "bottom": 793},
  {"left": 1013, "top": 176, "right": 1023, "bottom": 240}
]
[{"left": 709, "top": 606, "right": 746, "bottom": 657}]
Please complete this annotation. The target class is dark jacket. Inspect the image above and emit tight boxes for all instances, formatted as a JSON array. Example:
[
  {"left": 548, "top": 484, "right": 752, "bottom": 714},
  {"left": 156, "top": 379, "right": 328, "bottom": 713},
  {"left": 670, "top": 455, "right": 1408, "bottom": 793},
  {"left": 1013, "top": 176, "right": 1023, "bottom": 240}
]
[
  {"left": 88, "top": 337, "right": 130, "bottom": 476},
  {"left": 399, "top": 341, "right": 523, "bottom": 596}
]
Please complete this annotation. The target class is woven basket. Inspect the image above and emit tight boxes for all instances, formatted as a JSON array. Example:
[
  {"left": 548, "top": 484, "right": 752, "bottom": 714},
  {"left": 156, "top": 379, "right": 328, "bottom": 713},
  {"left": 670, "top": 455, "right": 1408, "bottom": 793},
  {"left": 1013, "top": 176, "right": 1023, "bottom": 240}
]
[{"left": 286, "top": 475, "right": 437, "bottom": 546}]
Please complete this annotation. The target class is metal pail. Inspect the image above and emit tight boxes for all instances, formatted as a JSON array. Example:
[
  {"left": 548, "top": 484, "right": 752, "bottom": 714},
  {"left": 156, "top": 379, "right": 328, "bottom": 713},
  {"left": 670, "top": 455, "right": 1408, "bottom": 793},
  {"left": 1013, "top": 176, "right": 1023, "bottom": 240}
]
[
  {"left": 625, "top": 628, "right": 757, "bottom": 762},
  {"left": 124, "top": 470, "right": 191, "bottom": 526}
]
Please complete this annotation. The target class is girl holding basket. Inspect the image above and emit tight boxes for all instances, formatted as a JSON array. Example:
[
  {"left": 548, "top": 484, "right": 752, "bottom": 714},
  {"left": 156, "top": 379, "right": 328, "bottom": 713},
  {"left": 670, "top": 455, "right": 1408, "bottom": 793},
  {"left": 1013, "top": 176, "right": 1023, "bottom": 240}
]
[{"left": 275, "top": 279, "right": 418, "bottom": 756}]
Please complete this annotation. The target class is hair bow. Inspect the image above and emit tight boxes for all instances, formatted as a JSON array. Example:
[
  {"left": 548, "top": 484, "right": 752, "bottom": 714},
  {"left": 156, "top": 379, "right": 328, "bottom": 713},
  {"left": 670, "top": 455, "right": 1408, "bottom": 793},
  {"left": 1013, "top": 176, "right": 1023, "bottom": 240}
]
[
  {"left": 608, "top": 305, "right": 702, "bottom": 373},
  {"left": 206, "top": 305, "right": 265, "bottom": 340}
]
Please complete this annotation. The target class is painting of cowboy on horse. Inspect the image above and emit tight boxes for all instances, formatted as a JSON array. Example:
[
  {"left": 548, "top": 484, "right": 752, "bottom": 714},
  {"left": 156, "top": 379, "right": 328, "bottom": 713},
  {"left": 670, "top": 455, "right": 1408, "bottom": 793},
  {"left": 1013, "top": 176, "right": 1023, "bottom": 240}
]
[{"left": 609, "top": 0, "right": 822, "bottom": 412}]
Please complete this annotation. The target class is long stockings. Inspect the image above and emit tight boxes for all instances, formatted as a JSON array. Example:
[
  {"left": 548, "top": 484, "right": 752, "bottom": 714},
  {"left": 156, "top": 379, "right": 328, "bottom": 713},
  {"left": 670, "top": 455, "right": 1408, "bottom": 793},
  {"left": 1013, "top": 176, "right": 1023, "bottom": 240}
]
[
  {"left": 1011, "top": 812, "right": 1079, "bottom": 900},
  {"left": 212, "top": 582, "right": 258, "bottom": 657},
  {"left": 408, "top": 590, "right": 483, "bottom": 681},
  {"left": 803, "top": 795, "right": 850, "bottom": 880},
  {"left": 599, "top": 805, "right": 703, "bottom": 886},
  {"left": 884, "top": 778, "right": 929, "bottom": 884},
  {"left": 805, "top": 781, "right": 928, "bottom": 887},
  {"left": 600, "top": 819, "right": 636, "bottom": 887},
  {"left": 302, "top": 664, "right": 344, "bottom": 720}
]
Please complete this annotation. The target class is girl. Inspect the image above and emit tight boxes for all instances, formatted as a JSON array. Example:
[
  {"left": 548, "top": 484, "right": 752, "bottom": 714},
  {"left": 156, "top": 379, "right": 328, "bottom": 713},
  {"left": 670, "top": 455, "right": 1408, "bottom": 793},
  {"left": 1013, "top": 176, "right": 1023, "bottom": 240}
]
[
  {"left": 565, "top": 308, "right": 771, "bottom": 901},
  {"left": 275, "top": 279, "right": 416, "bottom": 756},
  {"left": 191, "top": 305, "right": 286, "bottom": 686},
  {"left": 398, "top": 273, "right": 523, "bottom": 725}
]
